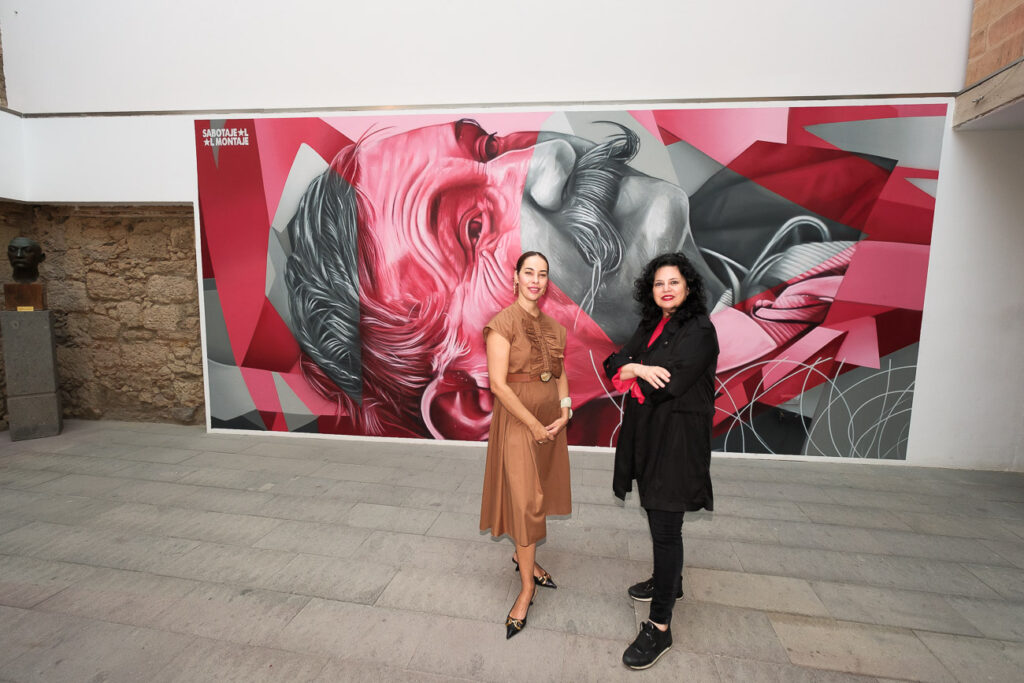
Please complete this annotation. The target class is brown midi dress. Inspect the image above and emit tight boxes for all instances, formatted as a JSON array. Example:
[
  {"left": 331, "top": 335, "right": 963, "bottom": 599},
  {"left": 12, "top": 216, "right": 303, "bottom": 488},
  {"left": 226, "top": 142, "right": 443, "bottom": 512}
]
[{"left": 479, "top": 303, "right": 572, "bottom": 546}]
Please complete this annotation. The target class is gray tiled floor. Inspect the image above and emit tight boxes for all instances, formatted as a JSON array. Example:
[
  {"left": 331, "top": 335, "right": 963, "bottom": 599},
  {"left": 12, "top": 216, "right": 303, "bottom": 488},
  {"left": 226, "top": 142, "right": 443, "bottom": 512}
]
[{"left": 1, "top": 421, "right": 1023, "bottom": 682}]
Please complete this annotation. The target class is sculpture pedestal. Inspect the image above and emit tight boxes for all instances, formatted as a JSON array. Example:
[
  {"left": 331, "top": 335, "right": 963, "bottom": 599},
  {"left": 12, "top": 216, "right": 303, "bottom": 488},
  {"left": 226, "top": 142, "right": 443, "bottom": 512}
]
[
  {"left": 4, "top": 283, "right": 46, "bottom": 311},
  {"left": 1, "top": 310, "right": 62, "bottom": 440}
]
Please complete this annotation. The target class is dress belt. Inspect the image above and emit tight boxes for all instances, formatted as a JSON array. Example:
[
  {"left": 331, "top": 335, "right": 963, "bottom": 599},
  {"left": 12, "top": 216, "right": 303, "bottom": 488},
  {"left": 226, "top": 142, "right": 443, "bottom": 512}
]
[{"left": 506, "top": 371, "right": 554, "bottom": 383}]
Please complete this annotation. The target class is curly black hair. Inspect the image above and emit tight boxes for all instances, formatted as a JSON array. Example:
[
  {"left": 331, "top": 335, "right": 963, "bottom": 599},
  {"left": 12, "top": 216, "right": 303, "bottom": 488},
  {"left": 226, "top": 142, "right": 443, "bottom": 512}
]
[{"left": 633, "top": 252, "right": 709, "bottom": 328}]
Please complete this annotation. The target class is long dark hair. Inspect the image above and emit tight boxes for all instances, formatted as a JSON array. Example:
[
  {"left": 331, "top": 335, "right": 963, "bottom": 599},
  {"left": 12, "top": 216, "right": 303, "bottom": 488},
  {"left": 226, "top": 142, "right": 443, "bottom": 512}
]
[{"left": 633, "top": 252, "right": 708, "bottom": 328}]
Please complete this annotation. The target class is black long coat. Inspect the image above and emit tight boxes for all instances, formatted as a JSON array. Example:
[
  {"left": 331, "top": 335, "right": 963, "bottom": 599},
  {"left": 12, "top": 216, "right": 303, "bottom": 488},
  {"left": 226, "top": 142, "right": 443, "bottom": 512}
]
[{"left": 603, "top": 312, "right": 719, "bottom": 512}]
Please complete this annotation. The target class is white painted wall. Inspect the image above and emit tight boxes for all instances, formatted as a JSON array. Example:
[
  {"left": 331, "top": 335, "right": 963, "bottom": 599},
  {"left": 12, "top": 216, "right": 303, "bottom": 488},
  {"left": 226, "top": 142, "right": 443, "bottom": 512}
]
[
  {"left": 907, "top": 128, "right": 1024, "bottom": 471},
  {"left": 2, "top": 0, "right": 971, "bottom": 114},
  {"left": 0, "top": 111, "right": 25, "bottom": 198},
  {"left": 22, "top": 116, "right": 196, "bottom": 202}
]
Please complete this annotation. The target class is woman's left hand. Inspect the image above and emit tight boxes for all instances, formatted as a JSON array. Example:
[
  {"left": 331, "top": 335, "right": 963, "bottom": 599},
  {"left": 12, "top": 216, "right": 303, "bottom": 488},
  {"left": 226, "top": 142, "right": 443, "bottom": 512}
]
[{"left": 544, "top": 416, "right": 568, "bottom": 439}]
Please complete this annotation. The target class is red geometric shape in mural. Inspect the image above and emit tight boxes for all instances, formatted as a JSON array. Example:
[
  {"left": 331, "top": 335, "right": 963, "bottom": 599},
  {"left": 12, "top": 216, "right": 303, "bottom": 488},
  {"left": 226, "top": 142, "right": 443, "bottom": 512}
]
[
  {"left": 316, "top": 414, "right": 358, "bottom": 435},
  {"left": 713, "top": 306, "right": 779, "bottom": 373},
  {"left": 875, "top": 308, "right": 924, "bottom": 358},
  {"left": 195, "top": 119, "right": 272, "bottom": 366},
  {"left": 759, "top": 345, "right": 845, "bottom": 406},
  {"left": 726, "top": 141, "right": 891, "bottom": 231},
  {"left": 627, "top": 110, "right": 666, "bottom": 145},
  {"left": 657, "top": 126, "right": 682, "bottom": 146},
  {"left": 836, "top": 242, "right": 930, "bottom": 311},
  {"left": 651, "top": 108, "right": 789, "bottom": 165},
  {"left": 864, "top": 197, "right": 935, "bottom": 245},
  {"left": 241, "top": 366, "right": 285, "bottom": 414},
  {"left": 863, "top": 169, "right": 937, "bottom": 245},
  {"left": 823, "top": 301, "right": 892, "bottom": 327},
  {"left": 761, "top": 326, "right": 846, "bottom": 390},
  {"left": 241, "top": 299, "right": 301, "bottom": 372},
  {"left": 199, "top": 217, "right": 214, "bottom": 279},
  {"left": 279, "top": 369, "right": 345, "bottom": 416},
  {"left": 252, "top": 117, "right": 354, "bottom": 226},
  {"left": 831, "top": 317, "right": 881, "bottom": 369}
]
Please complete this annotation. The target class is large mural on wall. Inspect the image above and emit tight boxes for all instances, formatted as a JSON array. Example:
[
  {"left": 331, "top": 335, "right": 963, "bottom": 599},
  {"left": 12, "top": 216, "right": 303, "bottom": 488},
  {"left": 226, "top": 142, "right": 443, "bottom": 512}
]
[{"left": 195, "top": 103, "right": 946, "bottom": 458}]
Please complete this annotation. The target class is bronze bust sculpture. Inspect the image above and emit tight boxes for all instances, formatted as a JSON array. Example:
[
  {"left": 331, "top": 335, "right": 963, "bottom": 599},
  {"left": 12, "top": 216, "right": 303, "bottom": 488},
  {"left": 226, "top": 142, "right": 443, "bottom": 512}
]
[
  {"left": 8, "top": 237, "right": 46, "bottom": 284},
  {"left": 5, "top": 237, "right": 47, "bottom": 310}
]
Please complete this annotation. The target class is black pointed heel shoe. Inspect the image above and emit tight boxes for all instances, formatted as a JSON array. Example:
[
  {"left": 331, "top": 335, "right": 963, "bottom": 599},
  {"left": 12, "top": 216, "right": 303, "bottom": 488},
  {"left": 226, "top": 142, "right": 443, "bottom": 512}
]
[
  {"left": 512, "top": 557, "right": 558, "bottom": 589},
  {"left": 505, "top": 591, "right": 535, "bottom": 640}
]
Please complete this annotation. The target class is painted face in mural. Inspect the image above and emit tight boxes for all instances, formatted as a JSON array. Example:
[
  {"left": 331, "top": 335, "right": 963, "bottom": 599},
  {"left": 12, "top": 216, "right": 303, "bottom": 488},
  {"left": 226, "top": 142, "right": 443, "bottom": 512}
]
[
  {"left": 345, "top": 119, "right": 711, "bottom": 439},
  {"left": 210, "top": 105, "right": 943, "bottom": 456}
]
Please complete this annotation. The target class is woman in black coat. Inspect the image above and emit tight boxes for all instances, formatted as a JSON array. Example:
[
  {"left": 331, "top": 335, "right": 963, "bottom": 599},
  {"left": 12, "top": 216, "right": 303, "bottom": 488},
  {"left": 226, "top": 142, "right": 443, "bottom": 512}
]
[{"left": 603, "top": 252, "right": 719, "bottom": 670}]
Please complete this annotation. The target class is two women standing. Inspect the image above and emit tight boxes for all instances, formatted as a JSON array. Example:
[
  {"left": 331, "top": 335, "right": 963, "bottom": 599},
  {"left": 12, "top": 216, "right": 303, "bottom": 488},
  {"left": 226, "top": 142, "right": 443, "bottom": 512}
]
[{"left": 479, "top": 250, "right": 718, "bottom": 670}]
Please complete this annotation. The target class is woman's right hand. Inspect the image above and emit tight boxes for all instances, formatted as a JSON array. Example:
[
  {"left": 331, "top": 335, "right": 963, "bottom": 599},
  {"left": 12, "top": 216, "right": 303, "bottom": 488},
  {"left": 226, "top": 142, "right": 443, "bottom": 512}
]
[
  {"left": 530, "top": 422, "right": 552, "bottom": 444},
  {"left": 634, "top": 364, "right": 671, "bottom": 389}
]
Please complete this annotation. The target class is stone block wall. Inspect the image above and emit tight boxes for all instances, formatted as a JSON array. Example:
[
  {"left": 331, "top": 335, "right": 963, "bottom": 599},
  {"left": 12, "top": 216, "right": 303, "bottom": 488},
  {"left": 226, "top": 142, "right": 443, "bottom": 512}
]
[
  {"left": 0, "top": 202, "right": 205, "bottom": 428},
  {"left": 967, "top": 0, "right": 1024, "bottom": 86}
]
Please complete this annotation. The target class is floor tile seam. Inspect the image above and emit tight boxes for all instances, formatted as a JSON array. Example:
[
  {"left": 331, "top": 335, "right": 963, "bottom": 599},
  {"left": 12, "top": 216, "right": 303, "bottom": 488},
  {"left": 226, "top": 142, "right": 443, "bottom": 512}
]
[
  {"left": 0, "top": 519, "right": 30, "bottom": 537},
  {"left": 802, "top": 580, "right": 990, "bottom": 638},
  {"left": 911, "top": 629, "right": 990, "bottom": 682},
  {"left": 147, "top": 641, "right": 332, "bottom": 683},
  {"left": 1, "top": 461, "right": 137, "bottom": 479},
  {"left": 995, "top": 521, "right": 1024, "bottom": 543},
  {"left": 763, "top": 611, "right": 958, "bottom": 680},
  {"left": 741, "top": 479, "right": 975, "bottom": 502},
  {"left": 2, "top": 520, "right": 290, "bottom": 563},
  {"left": 253, "top": 539, "right": 404, "bottom": 565},
  {"left": 12, "top": 476, "right": 349, "bottom": 516},
  {"left": 764, "top": 538, "right": 1020, "bottom": 568},
  {"left": 798, "top": 505, "right": 1024, "bottom": 536},
  {"left": 911, "top": 628, "right": 1024, "bottom": 652},
  {"left": 723, "top": 546, "right": 999, "bottom": 599},
  {"left": 730, "top": 537, "right": 1021, "bottom": 570},
  {"left": 93, "top": 491, "right": 364, "bottom": 526},
  {"left": 978, "top": 539, "right": 1024, "bottom": 569},
  {"left": 379, "top": 565, "right": 657, "bottom": 599},
  {"left": 25, "top": 557, "right": 363, "bottom": 618},
  {"left": 360, "top": 595, "right": 569, "bottom": 636},
  {"left": 64, "top": 506, "right": 295, "bottom": 545},
  {"left": 708, "top": 653, "right": 886, "bottom": 682},
  {"left": 0, "top": 551, "right": 199, "bottom": 584},
  {"left": 0, "top": 617, "right": 202, "bottom": 677},
  {"left": 34, "top": 597, "right": 334, "bottom": 664},
  {"left": 179, "top": 451, "right": 338, "bottom": 471},
  {"left": 0, "top": 479, "right": 66, "bottom": 495},
  {"left": 19, "top": 589, "right": 219, "bottom": 638},
  {"left": 361, "top": 527, "right": 634, "bottom": 563},
  {"left": 960, "top": 562, "right": 1024, "bottom": 601},
  {"left": 0, "top": 535, "right": 205, "bottom": 571}
]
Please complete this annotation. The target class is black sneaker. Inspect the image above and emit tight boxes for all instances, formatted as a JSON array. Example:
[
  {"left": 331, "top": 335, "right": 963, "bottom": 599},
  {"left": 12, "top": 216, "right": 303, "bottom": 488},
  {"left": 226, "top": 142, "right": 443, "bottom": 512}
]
[
  {"left": 627, "top": 577, "right": 683, "bottom": 602},
  {"left": 622, "top": 621, "right": 672, "bottom": 670}
]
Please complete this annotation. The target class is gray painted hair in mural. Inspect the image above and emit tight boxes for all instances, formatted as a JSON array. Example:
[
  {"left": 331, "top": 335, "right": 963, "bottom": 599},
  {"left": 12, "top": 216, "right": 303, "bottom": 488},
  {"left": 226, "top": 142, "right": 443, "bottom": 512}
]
[{"left": 285, "top": 160, "right": 364, "bottom": 403}]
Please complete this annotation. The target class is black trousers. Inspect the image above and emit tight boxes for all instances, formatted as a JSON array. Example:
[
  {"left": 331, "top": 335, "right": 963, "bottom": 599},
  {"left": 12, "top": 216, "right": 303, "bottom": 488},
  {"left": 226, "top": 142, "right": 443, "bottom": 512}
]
[{"left": 645, "top": 508, "right": 684, "bottom": 625}]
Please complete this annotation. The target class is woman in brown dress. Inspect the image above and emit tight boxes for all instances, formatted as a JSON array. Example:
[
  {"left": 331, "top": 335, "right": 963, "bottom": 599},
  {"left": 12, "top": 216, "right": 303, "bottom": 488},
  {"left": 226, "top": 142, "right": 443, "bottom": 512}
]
[{"left": 479, "top": 251, "right": 572, "bottom": 639}]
